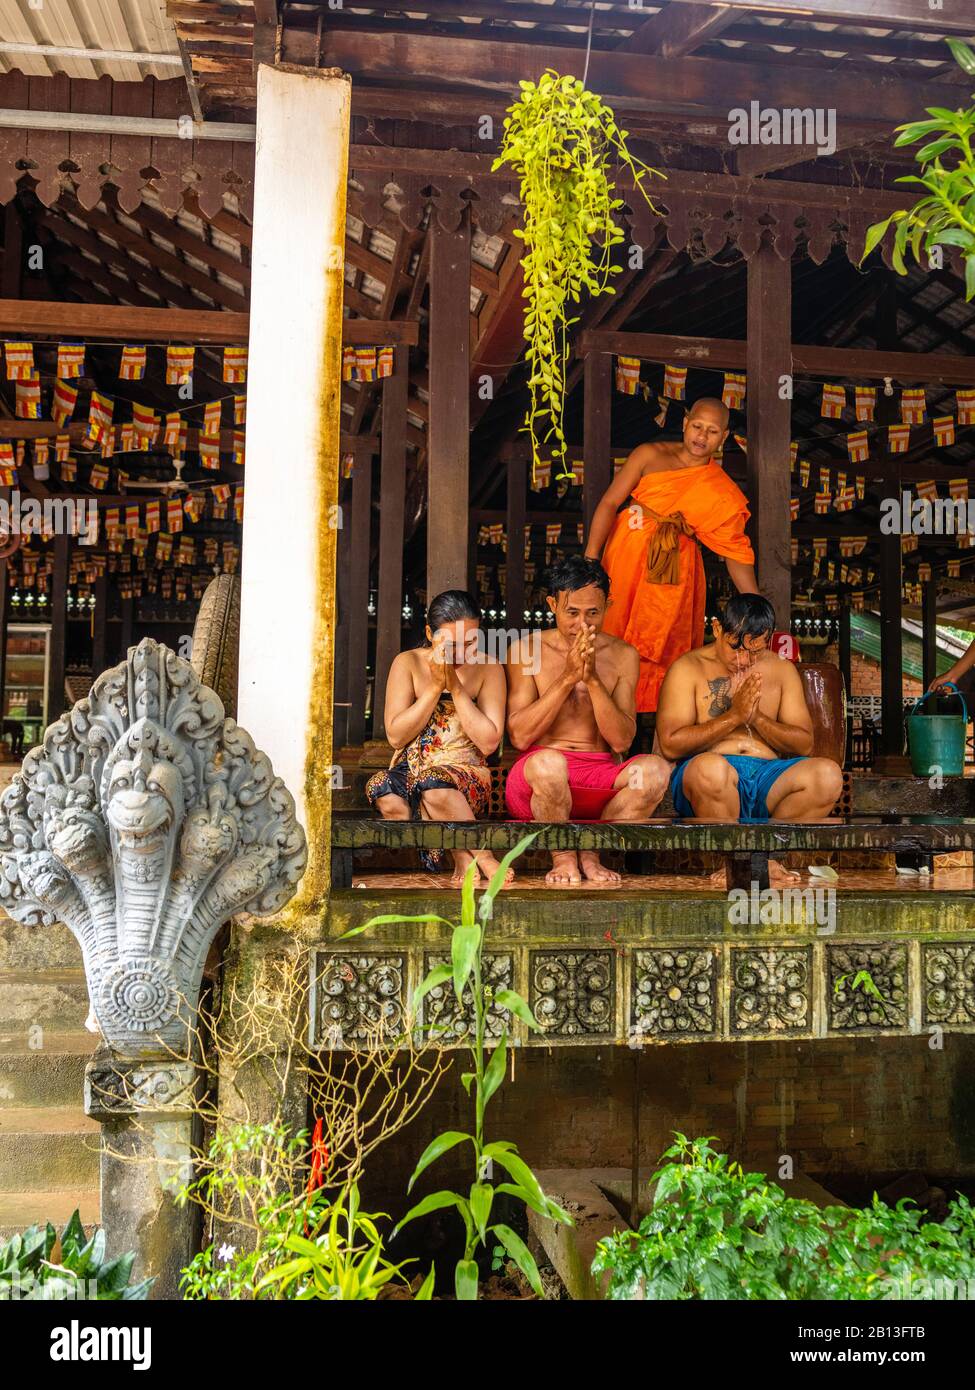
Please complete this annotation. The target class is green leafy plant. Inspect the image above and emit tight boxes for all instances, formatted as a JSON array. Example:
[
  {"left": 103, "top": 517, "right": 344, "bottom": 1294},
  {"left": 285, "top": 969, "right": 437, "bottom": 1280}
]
[
  {"left": 178, "top": 1121, "right": 427, "bottom": 1300},
  {"left": 833, "top": 968, "right": 888, "bottom": 1019},
  {"left": 0, "top": 1209, "right": 152, "bottom": 1300},
  {"left": 592, "top": 1134, "right": 975, "bottom": 1300},
  {"left": 863, "top": 39, "right": 975, "bottom": 299},
  {"left": 492, "top": 71, "right": 663, "bottom": 481},
  {"left": 344, "top": 833, "right": 573, "bottom": 1299}
]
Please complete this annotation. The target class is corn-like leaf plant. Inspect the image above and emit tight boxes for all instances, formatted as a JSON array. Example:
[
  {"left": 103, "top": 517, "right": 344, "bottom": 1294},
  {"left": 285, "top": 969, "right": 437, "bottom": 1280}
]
[
  {"left": 342, "top": 833, "right": 573, "bottom": 1299},
  {"left": 863, "top": 39, "right": 975, "bottom": 299}
]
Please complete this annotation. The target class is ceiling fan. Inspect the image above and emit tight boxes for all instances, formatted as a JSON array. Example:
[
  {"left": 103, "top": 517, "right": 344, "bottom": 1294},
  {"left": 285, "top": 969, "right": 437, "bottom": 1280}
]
[{"left": 120, "top": 457, "right": 190, "bottom": 495}]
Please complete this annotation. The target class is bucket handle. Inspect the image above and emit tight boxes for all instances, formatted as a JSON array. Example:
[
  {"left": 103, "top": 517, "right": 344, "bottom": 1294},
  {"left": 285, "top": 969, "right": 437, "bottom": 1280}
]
[{"left": 908, "top": 680, "right": 970, "bottom": 726}]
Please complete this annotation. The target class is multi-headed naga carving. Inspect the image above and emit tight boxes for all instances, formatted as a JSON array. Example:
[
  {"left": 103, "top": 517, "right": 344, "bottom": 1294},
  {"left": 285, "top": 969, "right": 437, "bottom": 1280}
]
[{"left": 0, "top": 639, "right": 306, "bottom": 1054}]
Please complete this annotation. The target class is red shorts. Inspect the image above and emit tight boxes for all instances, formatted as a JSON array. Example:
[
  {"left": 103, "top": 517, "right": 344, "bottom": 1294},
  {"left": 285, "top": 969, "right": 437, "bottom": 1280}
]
[{"left": 505, "top": 746, "right": 643, "bottom": 820}]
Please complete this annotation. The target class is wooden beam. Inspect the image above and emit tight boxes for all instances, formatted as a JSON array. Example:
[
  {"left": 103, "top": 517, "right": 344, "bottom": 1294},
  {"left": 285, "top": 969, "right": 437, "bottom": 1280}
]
[
  {"left": 736, "top": 122, "right": 887, "bottom": 178},
  {"left": 506, "top": 452, "right": 526, "bottom": 628},
  {"left": 625, "top": 3, "right": 739, "bottom": 58},
  {"left": 2, "top": 202, "right": 23, "bottom": 299},
  {"left": 347, "top": 448, "right": 373, "bottom": 746},
  {"left": 374, "top": 346, "right": 408, "bottom": 739},
  {"left": 657, "top": 0, "right": 975, "bottom": 31},
  {"left": 874, "top": 285, "right": 905, "bottom": 767},
  {"left": 922, "top": 580, "right": 938, "bottom": 693},
  {"left": 0, "top": 299, "right": 417, "bottom": 346},
  {"left": 315, "top": 30, "right": 966, "bottom": 125},
  {"left": 577, "top": 330, "right": 975, "bottom": 387},
  {"left": 92, "top": 572, "right": 108, "bottom": 676},
  {"left": 427, "top": 214, "right": 471, "bottom": 596},
  {"left": 746, "top": 242, "right": 792, "bottom": 628}
]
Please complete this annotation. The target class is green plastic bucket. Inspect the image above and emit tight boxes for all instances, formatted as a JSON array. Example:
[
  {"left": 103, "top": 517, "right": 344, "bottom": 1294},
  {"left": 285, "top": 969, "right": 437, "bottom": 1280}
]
[{"left": 906, "top": 682, "right": 969, "bottom": 778}]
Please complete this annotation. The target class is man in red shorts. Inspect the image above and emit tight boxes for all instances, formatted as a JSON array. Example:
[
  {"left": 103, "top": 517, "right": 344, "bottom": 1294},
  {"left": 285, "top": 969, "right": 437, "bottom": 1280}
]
[{"left": 505, "top": 556, "right": 671, "bottom": 886}]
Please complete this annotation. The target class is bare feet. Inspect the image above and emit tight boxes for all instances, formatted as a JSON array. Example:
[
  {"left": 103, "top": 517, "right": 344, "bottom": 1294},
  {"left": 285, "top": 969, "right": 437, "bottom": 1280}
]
[
  {"left": 709, "top": 858, "right": 802, "bottom": 889},
  {"left": 546, "top": 851, "right": 583, "bottom": 886},
  {"left": 579, "top": 851, "right": 621, "bottom": 885},
  {"left": 473, "top": 852, "right": 515, "bottom": 889}
]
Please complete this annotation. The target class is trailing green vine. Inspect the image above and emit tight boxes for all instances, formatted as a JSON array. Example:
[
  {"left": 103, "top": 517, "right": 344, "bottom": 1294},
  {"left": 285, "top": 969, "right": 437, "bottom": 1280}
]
[
  {"left": 863, "top": 39, "right": 975, "bottom": 300},
  {"left": 493, "top": 71, "right": 663, "bottom": 482}
]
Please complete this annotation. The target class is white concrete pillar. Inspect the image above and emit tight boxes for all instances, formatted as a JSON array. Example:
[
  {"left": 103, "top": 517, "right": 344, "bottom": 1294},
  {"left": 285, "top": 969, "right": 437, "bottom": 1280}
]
[{"left": 237, "top": 63, "right": 351, "bottom": 905}]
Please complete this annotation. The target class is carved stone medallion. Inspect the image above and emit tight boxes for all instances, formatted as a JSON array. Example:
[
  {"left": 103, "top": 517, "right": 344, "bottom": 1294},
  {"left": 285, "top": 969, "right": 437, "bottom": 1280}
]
[
  {"left": 827, "top": 943, "right": 908, "bottom": 1032},
  {"left": 730, "top": 946, "right": 811, "bottom": 1035},
  {"left": 422, "top": 952, "right": 513, "bottom": 1043},
  {"left": 922, "top": 943, "right": 975, "bottom": 1027},
  {"left": 631, "top": 948, "right": 717, "bottom": 1040},
  {"left": 0, "top": 640, "right": 306, "bottom": 1056},
  {"left": 529, "top": 950, "right": 614, "bottom": 1039},
  {"left": 314, "top": 952, "right": 406, "bottom": 1047}
]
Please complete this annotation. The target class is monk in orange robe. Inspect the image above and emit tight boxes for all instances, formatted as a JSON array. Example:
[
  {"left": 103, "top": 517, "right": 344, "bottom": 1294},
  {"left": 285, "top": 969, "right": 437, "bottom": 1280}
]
[{"left": 585, "top": 398, "right": 758, "bottom": 713}]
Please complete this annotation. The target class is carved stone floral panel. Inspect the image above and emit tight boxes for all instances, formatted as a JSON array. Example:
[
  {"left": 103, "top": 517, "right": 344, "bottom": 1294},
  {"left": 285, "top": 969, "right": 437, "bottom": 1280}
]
[
  {"left": 730, "top": 946, "right": 812, "bottom": 1035},
  {"left": 314, "top": 952, "right": 406, "bottom": 1047},
  {"left": 922, "top": 943, "right": 975, "bottom": 1027},
  {"left": 827, "top": 943, "right": 908, "bottom": 1032},
  {"left": 631, "top": 948, "right": 717, "bottom": 1040},
  {"left": 529, "top": 950, "right": 614, "bottom": 1039},
  {"left": 421, "top": 952, "right": 513, "bottom": 1043}
]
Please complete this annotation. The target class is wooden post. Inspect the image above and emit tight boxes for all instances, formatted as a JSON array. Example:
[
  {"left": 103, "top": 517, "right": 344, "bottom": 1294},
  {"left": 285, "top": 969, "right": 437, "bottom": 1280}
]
[
  {"left": 922, "top": 580, "right": 937, "bottom": 693},
  {"left": 427, "top": 212, "right": 470, "bottom": 597},
  {"left": 236, "top": 65, "right": 351, "bottom": 906},
  {"left": 875, "top": 285, "right": 906, "bottom": 768},
  {"left": 746, "top": 242, "right": 792, "bottom": 628},
  {"left": 506, "top": 453, "right": 527, "bottom": 629},
  {"left": 375, "top": 348, "right": 407, "bottom": 740},
  {"left": 120, "top": 596, "right": 134, "bottom": 657},
  {"left": 92, "top": 573, "right": 108, "bottom": 675},
  {"left": 347, "top": 450, "right": 373, "bottom": 747},
  {"left": 333, "top": 479, "right": 352, "bottom": 752},
  {"left": 838, "top": 605, "right": 852, "bottom": 699},
  {"left": 583, "top": 352, "right": 612, "bottom": 534},
  {"left": 46, "top": 533, "right": 68, "bottom": 721}
]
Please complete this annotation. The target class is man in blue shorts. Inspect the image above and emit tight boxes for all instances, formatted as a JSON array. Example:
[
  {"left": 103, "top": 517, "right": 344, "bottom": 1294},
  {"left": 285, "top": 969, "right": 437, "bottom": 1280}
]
[{"left": 655, "top": 595, "right": 843, "bottom": 883}]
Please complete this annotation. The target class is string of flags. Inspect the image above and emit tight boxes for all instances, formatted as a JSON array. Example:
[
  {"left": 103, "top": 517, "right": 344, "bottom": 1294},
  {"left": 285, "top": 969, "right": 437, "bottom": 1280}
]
[
  {"left": 342, "top": 346, "right": 394, "bottom": 382},
  {"left": 4, "top": 340, "right": 248, "bottom": 388}
]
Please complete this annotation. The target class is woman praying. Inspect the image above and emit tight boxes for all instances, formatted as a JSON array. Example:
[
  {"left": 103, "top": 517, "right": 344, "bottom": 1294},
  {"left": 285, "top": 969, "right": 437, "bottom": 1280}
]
[{"left": 366, "top": 590, "right": 511, "bottom": 886}]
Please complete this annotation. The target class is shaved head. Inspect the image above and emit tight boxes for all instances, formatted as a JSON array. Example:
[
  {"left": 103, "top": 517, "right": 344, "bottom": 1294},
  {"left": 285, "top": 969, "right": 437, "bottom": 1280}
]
[{"left": 687, "top": 397, "right": 730, "bottom": 429}]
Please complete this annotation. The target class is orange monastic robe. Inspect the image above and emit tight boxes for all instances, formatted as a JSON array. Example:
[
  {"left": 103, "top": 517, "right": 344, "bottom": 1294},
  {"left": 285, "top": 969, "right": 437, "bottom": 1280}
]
[{"left": 601, "top": 461, "right": 754, "bottom": 712}]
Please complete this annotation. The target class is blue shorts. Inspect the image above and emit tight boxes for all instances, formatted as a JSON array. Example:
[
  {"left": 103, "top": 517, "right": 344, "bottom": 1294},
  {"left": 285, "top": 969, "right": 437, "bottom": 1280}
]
[{"left": 670, "top": 754, "right": 806, "bottom": 822}]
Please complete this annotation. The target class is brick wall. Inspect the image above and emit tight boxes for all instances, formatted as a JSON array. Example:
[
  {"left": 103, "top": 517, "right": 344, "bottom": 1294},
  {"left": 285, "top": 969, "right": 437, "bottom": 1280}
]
[
  {"left": 819, "top": 644, "right": 923, "bottom": 699},
  {"left": 365, "top": 1036, "right": 975, "bottom": 1216}
]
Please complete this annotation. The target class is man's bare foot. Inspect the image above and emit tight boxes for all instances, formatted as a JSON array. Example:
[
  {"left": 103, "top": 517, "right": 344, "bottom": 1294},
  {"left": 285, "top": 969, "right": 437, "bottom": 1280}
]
[
  {"left": 546, "top": 851, "right": 582, "bottom": 886},
  {"left": 579, "top": 851, "right": 621, "bottom": 885},
  {"left": 449, "top": 852, "right": 483, "bottom": 888},
  {"left": 769, "top": 859, "right": 801, "bottom": 887},
  {"left": 708, "top": 859, "right": 801, "bottom": 889},
  {"left": 474, "top": 853, "right": 515, "bottom": 888}
]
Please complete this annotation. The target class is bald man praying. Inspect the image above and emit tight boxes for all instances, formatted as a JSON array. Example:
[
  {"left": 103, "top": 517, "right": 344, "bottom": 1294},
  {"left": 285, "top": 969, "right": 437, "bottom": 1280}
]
[{"left": 585, "top": 398, "right": 759, "bottom": 714}]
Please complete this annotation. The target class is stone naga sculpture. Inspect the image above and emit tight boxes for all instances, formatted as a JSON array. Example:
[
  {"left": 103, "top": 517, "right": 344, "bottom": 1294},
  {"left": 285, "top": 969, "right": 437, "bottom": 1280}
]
[{"left": 0, "top": 639, "right": 306, "bottom": 1055}]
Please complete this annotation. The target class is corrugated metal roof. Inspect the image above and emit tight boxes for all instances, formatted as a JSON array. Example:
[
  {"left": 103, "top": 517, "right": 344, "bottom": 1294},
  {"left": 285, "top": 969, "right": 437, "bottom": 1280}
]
[{"left": 0, "top": 0, "right": 179, "bottom": 82}]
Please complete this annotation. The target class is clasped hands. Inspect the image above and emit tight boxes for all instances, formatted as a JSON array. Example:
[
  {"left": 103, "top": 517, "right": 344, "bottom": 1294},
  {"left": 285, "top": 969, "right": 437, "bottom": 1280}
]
[{"left": 562, "top": 625, "right": 599, "bottom": 687}]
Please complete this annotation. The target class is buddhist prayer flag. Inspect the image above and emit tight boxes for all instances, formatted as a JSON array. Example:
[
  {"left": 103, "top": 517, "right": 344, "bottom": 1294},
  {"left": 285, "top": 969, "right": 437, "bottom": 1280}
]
[
  {"left": 790, "top": 498, "right": 799, "bottom": 520},
  {"left": 52, "top": 379, "right": 78, "bottom": 428},
  {"left": 790, "top": 441, "right": 798, "bottom": 469},
  {"left": 888, "top": 424, "right": 910, "bottom": 453},
  {"left": 183, "top": 494, "right": 204, "bottom": 523},
  {"left": 821, "top": 383, "right": 845, "bottom": 418},
  {"left": 532, "top": 461, "right": 551, "bottom": 489},
  {"left": 89, "top": 462, "right": 109, "bottom": 490},
  {"left": 818, "top": 467, "right": 831, "bottom": 493},
  {"left": 342, "top": 347, "right": 356, "bottom": 381},
  {"left": 156, "top": 534, "right": 173, "bottom": 562},
  {"left": 125, "top": 506, "right": 140, "bottom": 540},
  {"left": 341, "top": 452, "right": 354, "bottom": 479},
  {"left": 916, "top": 480, "right": 938, "bottom": 502},
  {"left": 377, "top": 346, "right": 394, "bottom": 378},
  {"left": 234, "top": 486, "right": 244, "bottom": 523},
  {"left": 834, "top": 487, "right": 856, "bottom": 512},
  {"left": 846, "top": 430, "right": 869, "bottom": 463},
  {"left": 104, "top": 508, "right": 120, "bottom": 538},
  {"left": 87, "top": 392, "right": 113, "bottom": 443},
  {"left": 957, "top": 389, "right": 975, "bottom": 425},
  {"left": 166, "top": 499, "right": 183, "bottom": 532},
  {"left": 145, "top": 500, "right": 161, "bottom": 533},
  {"left": 813, "top": 537, "right": 828, "bottom": 557},
  {"left": 120, "top": 423, "right": 135, "bottom": 453},
  {"left": 487, "top": 523, "right": 505, "bottom": 546},
  {"left": 233, "top": 395, "right": 246, "bottom": 426},
  {"left": 210, "top": 485, "right": 230, "bottom": 518},
  {"left": 4, "top": 342, "right": 34, "bottom": 380},
  {"left": 933, "top": 415, "right": 956, "bottom": 447},
  {"left": 15, "top": 374, "right": 41, "bottom": 419},
  {"left": 948, "top": 560, "right": 962, "bottom": 577},
  {"left": 119, "top": 345, "right": 146, "bottom": 380},
  {"left": 799, "top": 460, "right": 810, "bottom": 488},
  {"left": 854, "top": 386, "right": 875, "bottom": 422},
  {"left": 163, "top": 412, "right": 181, "bottom": 451},
  {"left": 722, "top": 372, "right": 746, "bottom": 411},
  {"left": 663, "top": 365, "right": 687, "bottom": 400},
  {"left": 545, "top": 524, "right": 561, "bottom": 545},
  {"left": 919, "top": 563, "right": 932, "bottom": 582},
  {"left": 132, "top": 403, "right": 158, "bottom": 444},
  {"left": 233, "top": 429, "right": 245, "bottom": 467},
  {"left": 901, "top": 388, "right": 926, "bottom": 424},
  {"left": 57, "top": 342, "right": 84, "bottom": 378},
  {"left": 615, "top": 356, "right": 640, "bottom": 395},
  {"left": 569, "top": 459, "right": 584, "bottom": 486},
  {"left": 577, "top": 523, "right": 585, "bottom": 544},
  {"left": 60, "top": 456, "right": 76, "bottom": 482},
  {"left": 814, "top": 489, "right": 831, "bottom": 514},
  {"left": 950, "top": 478, "right": 969, "bottom": 503},
  {"left": 901, "top": 534, "right": 919, "bottom": 552},
  {"left": 355, "top": 348, "right": 377, "bottom": 382},
  {"left": 202, "top": 400, "right": 221, "bottom": 439},
  {"left": 791, "top": 539, "right": 799, "bottom": 565},
  {"left": 855, "top": 476, "right": 865, "bottom": 500},
  {"left": 223, "top": 346, "right": 247, "bottom": 383},
  {"left": 166, "top": 346, "right": 194, "bottom": 385},
  {"left": 199, "top": 439, "right": 220, "bottom": 470},
  {"left": 33, "top": 439, "right": 50, "bottom": 480}
]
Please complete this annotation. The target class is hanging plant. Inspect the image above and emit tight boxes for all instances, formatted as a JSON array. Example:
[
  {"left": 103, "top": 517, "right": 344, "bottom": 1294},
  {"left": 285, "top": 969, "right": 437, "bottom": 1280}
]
[
  {"left": 493, "top": 71, "right": 663, "bottom": 482},
  {"left": 863, "top": 39, "right": 975, "bottom": 300}
]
